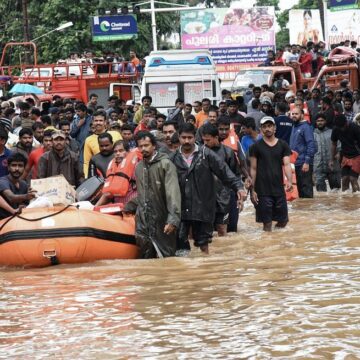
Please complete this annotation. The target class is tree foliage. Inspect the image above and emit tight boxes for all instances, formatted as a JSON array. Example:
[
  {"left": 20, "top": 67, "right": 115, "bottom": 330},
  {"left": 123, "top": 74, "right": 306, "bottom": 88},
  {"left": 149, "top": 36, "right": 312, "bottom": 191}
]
[{"left": 0, "top": 0, "right": 185, "bottom": 64}]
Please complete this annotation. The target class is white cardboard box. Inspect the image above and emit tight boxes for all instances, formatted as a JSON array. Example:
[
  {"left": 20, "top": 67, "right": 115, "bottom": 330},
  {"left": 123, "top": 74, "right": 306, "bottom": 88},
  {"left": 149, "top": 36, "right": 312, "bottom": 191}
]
[{"left": 30, "top": 175, "right": 76, "bottom": 206}]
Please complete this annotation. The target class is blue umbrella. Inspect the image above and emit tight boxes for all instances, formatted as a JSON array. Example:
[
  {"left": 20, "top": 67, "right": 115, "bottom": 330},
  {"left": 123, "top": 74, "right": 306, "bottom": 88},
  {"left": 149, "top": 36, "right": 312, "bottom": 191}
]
[{"left": 9, "top": 83, "right": 44, "bottom": 95}]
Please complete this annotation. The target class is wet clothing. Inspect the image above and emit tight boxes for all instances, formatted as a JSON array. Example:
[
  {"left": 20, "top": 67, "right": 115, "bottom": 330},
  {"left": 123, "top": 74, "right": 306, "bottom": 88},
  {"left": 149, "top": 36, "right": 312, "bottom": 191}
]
[
  {"left": 211, "top": 144, "right": 240, "bottom": 224},
  {"left": 255, "top": 195, "right": 288, "bottom": 224},
  {"left": 341, "top": 156, "right": 360, "bottom": 176},
  {"left": 0, "top": 175, "right": 28, "bottom": 219},
  {"left": 38, "top": 148, "right": 84, "bottom": 187},
  {"left": 170, "top": 145, "right": 242, "bottom": 224},
  {"left": 331, "top": 123, "right": 360, "bottom": 159},
  {"left": 126, "top": 152, "right": 181, "bottom": 258},
  {"left": 295, "top": 164, "right": 314, "bottom": 198},
  {"left": 341, "top": 162, "right": 359, "bottom": 178},
  {"left": 171, "top": 145, "right": 242, "bottom": 249},
  {"left": 249, "top": 139, "right": 291, "bottom": 197},
  {"left": 290, "top": 121, "right": 316, "bottom": 198},
  {"left": 290, "top": 121, "right": 317, "bottom": 166},
  {"left": 314, "top": 127, "right": 341, "bottom": 191},
  {"left": 275, "top": 115, "right": 293, "bottom": 144},
  {"left": 178, "top": 221, "right": 213, "bottom": 249},
  {"left": 88, "top": 152, "right": 114, "bottom": 178}
]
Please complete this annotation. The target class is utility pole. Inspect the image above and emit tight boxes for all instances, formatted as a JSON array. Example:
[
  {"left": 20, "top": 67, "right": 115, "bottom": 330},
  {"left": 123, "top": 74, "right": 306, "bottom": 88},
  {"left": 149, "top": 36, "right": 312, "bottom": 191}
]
[
  {"left": 22, "top": 0, "right": 31, "bottom": 63},
  {"left": 106, "top": 2, "right": 206, "bottom": 51},
  {"left": 22, "top": 0, "right": 30, "bottom": 42}
]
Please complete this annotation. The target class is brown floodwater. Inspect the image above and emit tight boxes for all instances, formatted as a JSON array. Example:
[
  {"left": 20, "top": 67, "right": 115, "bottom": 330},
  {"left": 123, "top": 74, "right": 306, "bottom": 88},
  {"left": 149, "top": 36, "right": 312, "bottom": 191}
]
[{"left": 1, "top": 193, "right": 360, "bottom": 359}]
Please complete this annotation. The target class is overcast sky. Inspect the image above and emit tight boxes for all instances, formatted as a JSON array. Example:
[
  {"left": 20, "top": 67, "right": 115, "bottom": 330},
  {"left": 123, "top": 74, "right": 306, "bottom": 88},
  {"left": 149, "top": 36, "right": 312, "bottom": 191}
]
[{"left": 230, "top": 0, "right": 299, "bottom": 11}]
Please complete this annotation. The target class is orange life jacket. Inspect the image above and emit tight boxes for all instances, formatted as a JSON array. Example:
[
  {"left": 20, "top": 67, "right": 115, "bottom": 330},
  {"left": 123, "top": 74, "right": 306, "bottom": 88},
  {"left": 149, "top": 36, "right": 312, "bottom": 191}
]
[
  {"left": 290, "top": 103, "right": 311, "bottom": 123},
  {"left": 284, "top": 150, "right": 299, "bottom": 201},
  {"left": 102, "top": 150, "right": 140, "bottom": 197},
  {"left": 223, "top": 127, "right": 239, "bottom": 152}
]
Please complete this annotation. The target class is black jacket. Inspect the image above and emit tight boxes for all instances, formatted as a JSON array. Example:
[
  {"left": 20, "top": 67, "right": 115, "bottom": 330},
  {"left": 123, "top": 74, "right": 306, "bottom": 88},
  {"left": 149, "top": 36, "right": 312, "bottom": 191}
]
[
  {"left": 170, "top": 145, "right": 243, "bottom": 223},
  {"left": 211, "top": 144, "right": 240, "bottom": 214}
]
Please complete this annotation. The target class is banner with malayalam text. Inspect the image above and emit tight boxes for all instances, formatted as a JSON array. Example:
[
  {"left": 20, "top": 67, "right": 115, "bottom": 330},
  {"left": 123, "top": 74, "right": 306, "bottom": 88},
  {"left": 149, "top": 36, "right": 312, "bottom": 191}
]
[
  {"left": 180, "top": 7, "right": 275, "bottom": 81},
  {"left": 327, "top": 9, "right": 360, "bottom": 45}
]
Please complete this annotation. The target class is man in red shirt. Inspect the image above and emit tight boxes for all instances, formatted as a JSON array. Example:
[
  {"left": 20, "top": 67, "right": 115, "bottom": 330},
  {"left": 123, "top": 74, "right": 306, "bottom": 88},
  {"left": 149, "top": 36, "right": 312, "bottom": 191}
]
[
  {"left": 298, "top": 46, "right": 313, "bottom": 78},
  {"left": 134, "top": 110, "right": 152, "bottom": 135},
  {"left": 21, "top": 130, "right": 54, "bottom": 180}
]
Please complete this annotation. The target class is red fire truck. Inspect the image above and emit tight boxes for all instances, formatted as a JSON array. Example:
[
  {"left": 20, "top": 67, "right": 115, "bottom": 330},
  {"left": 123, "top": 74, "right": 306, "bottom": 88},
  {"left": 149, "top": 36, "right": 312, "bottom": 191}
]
[{"left": 0, "top": 42, "right": 141, "bottom": 106}]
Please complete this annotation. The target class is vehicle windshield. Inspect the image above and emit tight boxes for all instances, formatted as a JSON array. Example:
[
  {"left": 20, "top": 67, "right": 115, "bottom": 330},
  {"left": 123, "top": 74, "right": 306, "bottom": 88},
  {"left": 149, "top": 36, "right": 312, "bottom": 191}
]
[{"left": 232, "top": 69, "right": 272, "bottom": 91}]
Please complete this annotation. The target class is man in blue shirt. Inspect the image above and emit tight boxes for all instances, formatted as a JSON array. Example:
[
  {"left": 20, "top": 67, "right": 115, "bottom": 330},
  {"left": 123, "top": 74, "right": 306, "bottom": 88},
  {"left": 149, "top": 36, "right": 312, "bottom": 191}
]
[
  {"left": 0, "top": 152, "right": 36, "bottom": 219},
  {"left": 290, "top": 107, "right": 317, "bottom": 198},
  {"left": 275, "top": 102, "right": 293, "bottom": 144},
  {"left": 70, "top": 103, "right": 92, "bottom": 165},
  {"left": 241, "top": 117, "right": 261, "bottom": 155}
]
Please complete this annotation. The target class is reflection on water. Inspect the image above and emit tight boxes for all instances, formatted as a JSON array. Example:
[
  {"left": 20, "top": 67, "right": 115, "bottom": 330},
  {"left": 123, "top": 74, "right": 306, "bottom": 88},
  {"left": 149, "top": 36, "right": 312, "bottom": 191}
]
[{"left": 1, "top": 193, "right": 360, "bottom": 359}]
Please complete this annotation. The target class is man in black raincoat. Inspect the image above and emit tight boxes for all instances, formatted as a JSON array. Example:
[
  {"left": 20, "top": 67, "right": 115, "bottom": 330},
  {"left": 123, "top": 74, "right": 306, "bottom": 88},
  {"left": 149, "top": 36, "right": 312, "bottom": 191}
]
[
  {"left": 201, "top": 123, "right": 241, "bottom": 237},
  {"left": 170, "top": 123, "right": 243, "bottom": 254},
  {"left": 125, "top": 131, "right": 181, "bottom": 258}
]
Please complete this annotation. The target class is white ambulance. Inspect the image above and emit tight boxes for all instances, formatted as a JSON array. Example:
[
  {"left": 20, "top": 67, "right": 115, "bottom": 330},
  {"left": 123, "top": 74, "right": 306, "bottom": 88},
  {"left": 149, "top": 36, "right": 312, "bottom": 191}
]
[{"left": 141, "top": 50, "right": 221, "bottom": 114}]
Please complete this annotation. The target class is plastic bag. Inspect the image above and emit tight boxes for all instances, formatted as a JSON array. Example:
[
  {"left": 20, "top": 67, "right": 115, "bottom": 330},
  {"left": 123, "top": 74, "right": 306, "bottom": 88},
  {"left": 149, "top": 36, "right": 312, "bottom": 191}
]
[{"left": 27, "top": 196, "right": 54, "bottom": 209}]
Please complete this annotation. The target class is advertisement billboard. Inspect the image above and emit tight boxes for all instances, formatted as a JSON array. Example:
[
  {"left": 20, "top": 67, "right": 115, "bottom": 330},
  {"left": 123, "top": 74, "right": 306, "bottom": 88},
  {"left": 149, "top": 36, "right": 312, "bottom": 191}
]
[
  {"left": 327, "top": 9, "right": 360, "bottom": 45},
  {"left": 91, "top": 15, "right": 138, "bottom": 42},
  {"left": 180, "top": 7, "right": 275, "bottom": 81},
  {"left": 288, "top": 9, "right": 324, "bottom": 46}
]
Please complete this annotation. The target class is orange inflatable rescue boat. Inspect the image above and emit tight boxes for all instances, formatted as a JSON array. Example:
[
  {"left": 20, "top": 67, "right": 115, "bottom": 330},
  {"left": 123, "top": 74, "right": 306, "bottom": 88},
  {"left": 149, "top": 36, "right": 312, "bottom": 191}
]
[{"left": 0, "top": 205, "right": 139, "bottom": 267}]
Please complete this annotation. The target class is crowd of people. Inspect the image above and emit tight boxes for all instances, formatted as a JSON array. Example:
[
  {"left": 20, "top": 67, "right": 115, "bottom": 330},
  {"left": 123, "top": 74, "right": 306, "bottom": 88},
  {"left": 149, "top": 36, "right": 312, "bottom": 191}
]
[
  {"left": 259, "top": 39, "right": 359, "bottom": 79},
  {"left": 0, "top": 67, "right": 359, "bottom": 258},
  {"left": 57, "top": 49, "right": 145, "bottom": 76}
]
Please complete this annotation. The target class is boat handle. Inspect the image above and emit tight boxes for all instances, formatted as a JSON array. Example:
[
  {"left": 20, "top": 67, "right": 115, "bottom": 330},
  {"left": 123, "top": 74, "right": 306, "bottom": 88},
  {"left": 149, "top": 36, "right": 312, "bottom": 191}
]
[{"left": 43, "top": 250, "right": 57, "bottom": 258}]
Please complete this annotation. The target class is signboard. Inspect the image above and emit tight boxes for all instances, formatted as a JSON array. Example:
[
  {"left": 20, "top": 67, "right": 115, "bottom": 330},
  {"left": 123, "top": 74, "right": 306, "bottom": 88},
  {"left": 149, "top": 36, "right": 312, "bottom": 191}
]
[
  {"left": 330, "top": 0, "right": 359, "bottom": 11},
  {"left": 180, "top": 7, "right": 275, "bottom": 81},
  {"left": 327, "top": 9, "right": 360, "bottom": 44},
  {"left": 91, "top": 15, "right": 138, "bottom": 42},
  {"left": 288, "top": 9, "right": 324, "bottom": 46}
]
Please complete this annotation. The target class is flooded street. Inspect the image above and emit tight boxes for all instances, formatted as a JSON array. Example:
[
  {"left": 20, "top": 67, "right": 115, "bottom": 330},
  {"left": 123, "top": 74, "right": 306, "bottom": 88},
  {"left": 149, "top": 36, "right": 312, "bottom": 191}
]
[{"left": 1, "top": 194, "right": 360, "bottom": 359}]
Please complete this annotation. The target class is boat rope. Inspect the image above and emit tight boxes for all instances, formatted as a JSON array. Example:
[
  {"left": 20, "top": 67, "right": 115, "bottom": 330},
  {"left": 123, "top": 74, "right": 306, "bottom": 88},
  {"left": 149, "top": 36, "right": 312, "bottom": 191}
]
[{"left": 0, "top": 204, "right": 79, "bottom": 232}]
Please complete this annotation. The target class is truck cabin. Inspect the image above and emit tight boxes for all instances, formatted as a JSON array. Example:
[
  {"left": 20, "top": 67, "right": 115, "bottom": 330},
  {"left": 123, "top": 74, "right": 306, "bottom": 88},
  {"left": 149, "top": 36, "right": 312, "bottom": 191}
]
[{"left": 231, "top": 67, "right": 297, "bottom": 95}]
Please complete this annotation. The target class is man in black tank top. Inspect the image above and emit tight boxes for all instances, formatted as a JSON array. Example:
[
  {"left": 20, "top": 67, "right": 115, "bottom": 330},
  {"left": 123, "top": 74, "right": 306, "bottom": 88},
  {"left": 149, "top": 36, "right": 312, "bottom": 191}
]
[{"left": 88, "top": 133, "right": 114, "bottom": 178}]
